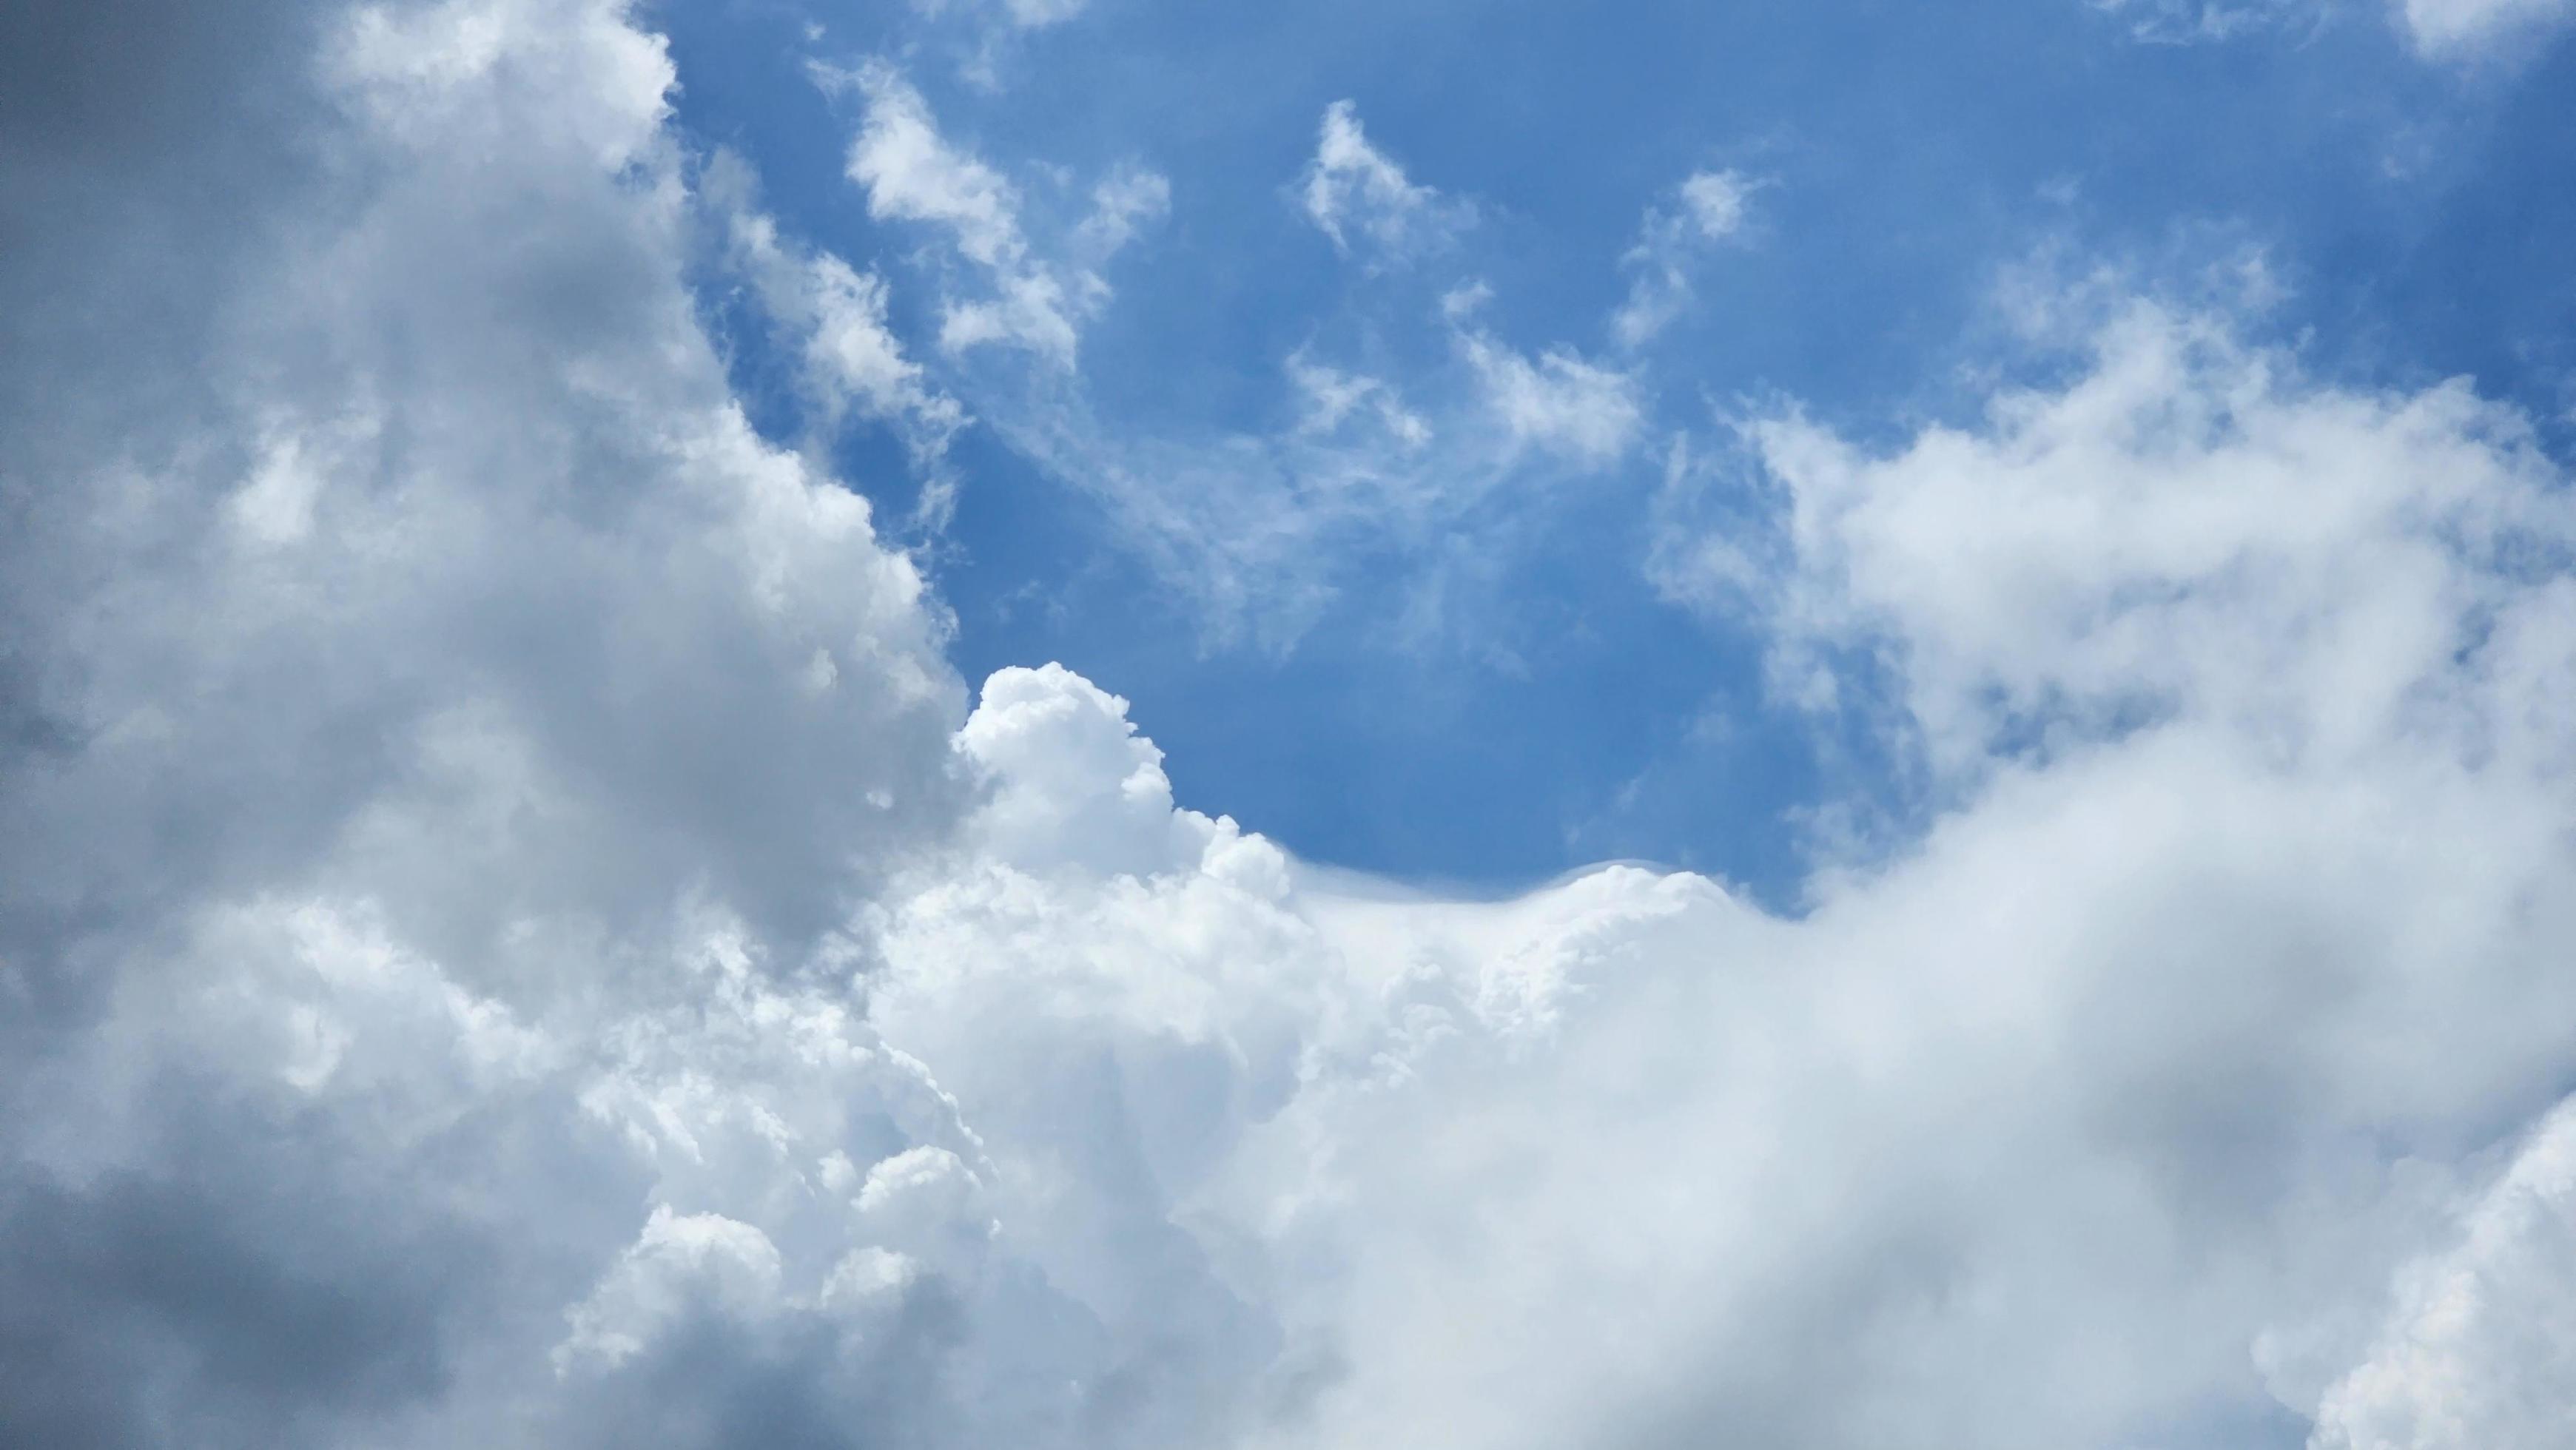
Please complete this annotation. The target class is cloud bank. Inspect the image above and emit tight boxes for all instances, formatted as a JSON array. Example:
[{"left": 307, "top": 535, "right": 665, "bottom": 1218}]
[{"left": 4, "top": 3, "right": 2572, "bottom": 1449}]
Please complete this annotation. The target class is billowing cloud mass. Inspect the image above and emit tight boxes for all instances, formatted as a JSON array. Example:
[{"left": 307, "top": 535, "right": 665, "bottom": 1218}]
[
  {"left": 4, "top": 1, "right": 2572, "bottom": 1449},
  {"left": 2284, "top": 1098, "right": 2576, "bottom": 1448}
]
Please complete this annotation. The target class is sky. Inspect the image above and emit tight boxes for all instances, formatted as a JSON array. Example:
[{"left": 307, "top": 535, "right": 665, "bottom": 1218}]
[
  {"left": 1, "top": 0, "right": 2574, "bottom": 1447},
  {"left": 660, "top": 0, "right": 2576, "bottom": 897}
]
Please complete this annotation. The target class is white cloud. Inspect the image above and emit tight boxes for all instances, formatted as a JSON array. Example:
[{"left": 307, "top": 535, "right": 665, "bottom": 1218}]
[
  {"left": 2089, "top": 0, "right": 2322, "bottom": 44},
  {"left": 2397, "top": 0, "right": 2576, "bottom": 52},
  {"left": 705, "top": 151, "right": 966, "bottom": 475},
  {"left": 1612, "top": 168, "right": 1763, "bottom": 348},
  {"left": 909, "top": 0, "right": 1088, "bottom": 31},
  {"left": 983, "top": 312, "right": 1644, "bottom": 647},
  {"left": 841, "top": 61, "right": 1026, "bottom": 268},
  {"left": 2089, "top": 0, "right": 2575, "bottom": 55},
  {"left": 7, "top": 4, "right": 2576, "bottom": 1449},
  {"left": 1678, "top": 169, "right": 1758, "bottom": 237},
  {"left": 1075, "top": 163, "right": 1174, "bottom": 260},
  {"left": 1660, "top": 295, "right": 2574, "bottom": 780},
  {"left": 895, "top": 0, "right": 1092, "bottom": 90},
  {"left": 787, "top": 82, "right": 1622, "bottom": 643},
  {"left": 1459, "top": 328, "right": 1645, "bottom": 464},
  {"left": 1286, "top": 352, "right": 1433, "bottom": 450},
  {"left": 0, "top": 1, "right": 982, "bottom": 1436},
  {"left": 880, "top": 627, "right": 2576, "bottom": 1447},
  {"left": 936, "top": 268, "right": 1084, "bottom": 364},
  {"left": 833, "top": 63, "right": 1162, "bottom": 368},
  {"left": 2273, "top": 1099, "right": 2576, "bottom": 1449},
  {"left": 555, "top": 1204, "right": 789, "bottom": 1374},
  {"left": 333, "top": 0, "right": 676, "bottom": 169},
  {"left": 1300, "top": 99, "right": 1475, "bottom": 263}
]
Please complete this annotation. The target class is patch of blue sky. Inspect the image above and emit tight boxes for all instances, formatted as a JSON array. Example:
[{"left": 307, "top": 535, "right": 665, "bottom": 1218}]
[{"left": 658, "top": 0, "right": 2575, "bottom": 904}]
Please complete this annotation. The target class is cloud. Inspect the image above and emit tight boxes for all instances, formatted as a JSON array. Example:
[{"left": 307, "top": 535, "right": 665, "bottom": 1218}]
[
  {"left": 1612, "top": 168, "right": 1763, "bottom": 348},
  {"left": 1300, "top": 100, "right": 1475, "bottom": 263},
  {"left": 841, "top": 62, "right": 1027, "bottom": 268},
  {"left": 1457, "top": 328, "right": 1645, "bottom": 464},
  {"left": 704, "top": 151, "right": 967, "bottom": 479},
  {"left": 1075, "top": 163, "right": 1174, "bottom": 259},
  {"left": 1659, "top": 294, "right": 2574, "bottom": 780},
  {"left": 882, "top": 618, "right": 2576, "bottom": 1446},
  {"left": 2088, "top": 0, "right": 2325, "bottom": 44},
  {"left": 772, "top": 77, "right": 1624, "bottom": 644},
  {"left": 0, "top": 0, "right": 978, "bottom": 1437},
  {"left": 933, "top": 254, "right": 1644, "bottom": 646},
  {"left": 1248, "top": 289, "right": 2576, "bottom": 1445},
  {"left": 909, "top": 0, "right": 1088, "bottom": 32},
  {"left": 2270, "top": 1099, "right": 2576, "bottom": 1449},
  {"left": 981, "top": 306, "right": 1645, "bottom": 646},
  {"left": 893, "top": 0, "right": 1091, "bottom": 91},
  {"left": 2088, "top": 0, "right": 2575, "bottom": 55},
  {"left": 2396, "top": 0, "right": 2576, "bottom": 53},
  {"left": 833, "top": 62, "right": 1163, "bottom": 368},
  {"left": 7, "top": 3, "right": 2576, "bottom": 1449},
  {"left": 1285, "top": 352, "right": 1432, "bottom": 449}
]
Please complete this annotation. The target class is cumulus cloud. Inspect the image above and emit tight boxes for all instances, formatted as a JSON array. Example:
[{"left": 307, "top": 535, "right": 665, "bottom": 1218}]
[
  {"left": 7, "top": 2, "right": 2576, "bottom": 1449},
  {"left": 1300, "top": 99, "right": 1475, "bottom": 263},
  {"left": 1660, "top": 296, "right": 2575, "bottom": 780},
  {"left": 885, "top": 624, "right": 2576, "bottom": 1449},
  {"left": 0, "top": 0, "right": 976, "bottom": 1437},
  {"left": 2273, "top": 1099, "right": 2576, "bottom": 1448}
]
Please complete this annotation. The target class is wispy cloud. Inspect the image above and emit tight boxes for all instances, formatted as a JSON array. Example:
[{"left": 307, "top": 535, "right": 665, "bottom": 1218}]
[
  {"left": 1300, "top": 99, "right": 1476, "bottom": 263},
  {"left": 1459, "top": 328, "right": 1644, "bottom": 463},
  {"left": 827, "top": 61, "right": 1164, "bottom": 368},
  {"left": 704, "top": 149, "right": 966, "bottom": 503},
  {"left": 1612, "top": 167, "right": 1766, "bottom": 349},
  {"left": 907, "top": 0, "right": 1088, "bottom": 31},
  {"left": 2398, "top": 0, "right": 2576, "bottom": 53}
]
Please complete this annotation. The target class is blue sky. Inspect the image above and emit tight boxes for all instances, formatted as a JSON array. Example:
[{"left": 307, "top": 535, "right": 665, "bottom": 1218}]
[{"left": 661, "top": 0, "right": 2575, "bottom": 900}]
